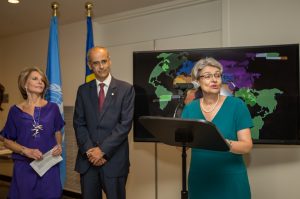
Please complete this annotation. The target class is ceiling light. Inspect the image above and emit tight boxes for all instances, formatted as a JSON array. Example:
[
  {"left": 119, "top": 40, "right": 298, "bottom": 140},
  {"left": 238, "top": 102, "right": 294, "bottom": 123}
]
[{"left": 8, "top": 0, "right": 20, "bottom": 4}]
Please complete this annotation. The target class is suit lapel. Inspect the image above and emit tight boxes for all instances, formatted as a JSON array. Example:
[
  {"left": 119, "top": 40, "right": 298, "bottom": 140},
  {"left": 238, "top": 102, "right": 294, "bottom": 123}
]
[
  {"left": 98, "top": 77, "right": 118, "bottom": 121},
  {"left": 89, "top": 80, "right": 99, "bottom": 118}
]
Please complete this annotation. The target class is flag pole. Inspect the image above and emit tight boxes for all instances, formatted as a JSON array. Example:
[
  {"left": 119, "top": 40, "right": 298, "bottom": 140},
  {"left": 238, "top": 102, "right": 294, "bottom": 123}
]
[
  {"left": 84, "top": 2, "right": 95, "bottom": 83},
  {"left": 51, "top": 2, "right": 59, "bottom": 17},
  {"left": 85, "top": 2, "right": 93, "bottom": 17}
]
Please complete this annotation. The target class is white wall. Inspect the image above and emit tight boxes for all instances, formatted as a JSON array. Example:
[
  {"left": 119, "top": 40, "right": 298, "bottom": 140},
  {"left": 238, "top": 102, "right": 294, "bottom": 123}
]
[
  {"left": 0, "top": 29, "right": 49, "bottom": 129},
  {"left": 0, "top": 0, "right": 300, "bottom": 198},
  {"left": 223, "top": 0, "right": 300, "bottom": 46},
  {"left": 58, "top": 21, "right": 86, "bottom": 106}
]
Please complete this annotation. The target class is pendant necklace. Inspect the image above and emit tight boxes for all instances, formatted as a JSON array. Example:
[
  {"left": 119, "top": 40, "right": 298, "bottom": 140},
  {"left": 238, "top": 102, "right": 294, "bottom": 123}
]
[
  {"left": 201, "top": 94, "right": 220, "bottom": 113},
  {"left": 32, "top": 106, "right": 43, "bottom": 137}
]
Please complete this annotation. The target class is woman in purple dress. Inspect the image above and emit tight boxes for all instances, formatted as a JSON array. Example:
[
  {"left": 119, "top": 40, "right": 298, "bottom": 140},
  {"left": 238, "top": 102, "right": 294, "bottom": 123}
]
[{"left": 1, "top": 67, "right": 64, "bottom": 199}]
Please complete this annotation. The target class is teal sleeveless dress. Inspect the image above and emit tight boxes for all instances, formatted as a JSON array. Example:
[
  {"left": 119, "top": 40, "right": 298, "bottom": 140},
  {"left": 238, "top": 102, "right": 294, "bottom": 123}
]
[{"left": 182, "top": 96, "right": 253, "bottom": 199}]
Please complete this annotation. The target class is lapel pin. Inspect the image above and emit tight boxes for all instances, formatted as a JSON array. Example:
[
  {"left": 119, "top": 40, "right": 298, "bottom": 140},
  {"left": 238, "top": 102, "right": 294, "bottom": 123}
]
[{"left": 111, "top": 93, "right": 114, "bottom": 96}]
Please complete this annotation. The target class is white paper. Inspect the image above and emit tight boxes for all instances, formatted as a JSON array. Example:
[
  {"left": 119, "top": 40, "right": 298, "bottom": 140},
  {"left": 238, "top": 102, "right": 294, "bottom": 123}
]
[{"left": 30, "top": 149, "right": 63, "bottom": 177}]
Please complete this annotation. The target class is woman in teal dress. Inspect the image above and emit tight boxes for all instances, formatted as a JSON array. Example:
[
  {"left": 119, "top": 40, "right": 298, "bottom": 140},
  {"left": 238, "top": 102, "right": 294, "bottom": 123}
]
[{"left": 182, "top": 57, "right": 253, "bottom": 199}]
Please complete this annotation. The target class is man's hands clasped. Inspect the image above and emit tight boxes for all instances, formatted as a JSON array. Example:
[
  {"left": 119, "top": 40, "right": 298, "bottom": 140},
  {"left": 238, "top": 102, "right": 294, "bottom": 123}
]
[{"left": 86, "top": 147, "right": 107, "bottom": 166}]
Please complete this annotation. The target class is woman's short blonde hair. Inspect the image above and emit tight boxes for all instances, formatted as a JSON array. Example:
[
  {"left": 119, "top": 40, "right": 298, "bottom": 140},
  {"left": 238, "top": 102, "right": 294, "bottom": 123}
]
[
  {"left": 191, "top": 57, "right": 223, "bottom": 80},
  {"left": 18, "top": 67, "right": 49, "bottom": 99}
]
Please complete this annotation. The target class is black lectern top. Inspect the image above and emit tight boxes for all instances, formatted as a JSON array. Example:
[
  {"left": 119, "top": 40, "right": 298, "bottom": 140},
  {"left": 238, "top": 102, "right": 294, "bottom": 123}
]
[{"left": 139, "top": 116, "right": 230, "bottom": 151}]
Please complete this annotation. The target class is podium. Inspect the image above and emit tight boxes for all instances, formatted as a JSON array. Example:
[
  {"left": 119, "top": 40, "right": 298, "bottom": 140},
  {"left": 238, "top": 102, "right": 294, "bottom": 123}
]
[{"left": 139, "top": 116, "right": 230, "bottom": 199}]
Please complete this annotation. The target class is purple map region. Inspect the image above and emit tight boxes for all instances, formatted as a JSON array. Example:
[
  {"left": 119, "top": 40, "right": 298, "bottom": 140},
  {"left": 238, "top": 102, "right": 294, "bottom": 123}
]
[
  {"left": 245, "top": 53, "right": 256, "bottom": 60},
  {"left": 175, "top": 57, "right": 261, "bottom": 91},
  {"left": 219, "top": 59, "right": 261, "bottom": 90}
]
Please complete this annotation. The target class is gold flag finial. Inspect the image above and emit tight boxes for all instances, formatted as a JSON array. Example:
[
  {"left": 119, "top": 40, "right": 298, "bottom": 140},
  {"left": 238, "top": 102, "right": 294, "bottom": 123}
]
[
  {"left": 85, "top": 2, "right": 93, "bottom": 17},
  {"left": 51, "top": 2, "right": 59, "bottom": 17}
]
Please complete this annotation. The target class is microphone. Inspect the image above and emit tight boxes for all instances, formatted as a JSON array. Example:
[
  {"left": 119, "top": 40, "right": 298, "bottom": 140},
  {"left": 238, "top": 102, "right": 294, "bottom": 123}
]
[{"left": 174, "top": 81, "right": 199, "bottom": 90}]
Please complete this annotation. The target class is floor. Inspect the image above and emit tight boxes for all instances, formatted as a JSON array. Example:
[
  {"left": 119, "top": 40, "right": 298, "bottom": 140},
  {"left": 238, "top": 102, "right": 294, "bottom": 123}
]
[{"left": 0, "top": 181, "right": 9, "bottom": 199}]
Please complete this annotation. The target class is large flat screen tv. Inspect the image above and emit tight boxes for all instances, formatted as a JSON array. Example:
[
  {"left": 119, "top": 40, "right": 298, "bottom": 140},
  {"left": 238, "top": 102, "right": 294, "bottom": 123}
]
[{"left": 133, "top": 44, "right": 300, "bottom": 144}]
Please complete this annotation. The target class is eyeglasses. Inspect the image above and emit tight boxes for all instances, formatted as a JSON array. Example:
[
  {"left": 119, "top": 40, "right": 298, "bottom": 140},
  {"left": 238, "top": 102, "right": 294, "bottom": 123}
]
[
  {"left": 91, "top": 59, "right": 109, "bottom": 67},
  {"left": 199, "top": 72, "right": 222, "bottom": 80}
]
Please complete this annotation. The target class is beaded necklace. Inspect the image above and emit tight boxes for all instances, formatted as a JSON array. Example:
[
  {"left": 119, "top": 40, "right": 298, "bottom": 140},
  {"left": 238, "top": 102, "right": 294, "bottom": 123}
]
[{"left": 200, "top": 94, "right": 220, "bottom": 113}]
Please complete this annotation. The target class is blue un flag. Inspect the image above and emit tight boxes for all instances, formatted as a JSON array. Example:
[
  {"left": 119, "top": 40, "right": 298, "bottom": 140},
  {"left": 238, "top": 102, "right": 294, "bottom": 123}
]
[{"left": 45, "top": 15, "right": 66, "bottom": 187}]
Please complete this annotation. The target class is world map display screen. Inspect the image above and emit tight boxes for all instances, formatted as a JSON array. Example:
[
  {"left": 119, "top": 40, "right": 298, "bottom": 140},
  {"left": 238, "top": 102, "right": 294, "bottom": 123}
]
[{"left": 133, "top": 44, "right": 300, "bottom": 144}]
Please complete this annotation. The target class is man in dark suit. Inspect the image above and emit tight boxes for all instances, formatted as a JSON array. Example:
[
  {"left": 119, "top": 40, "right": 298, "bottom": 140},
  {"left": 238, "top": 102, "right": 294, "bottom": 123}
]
[{"left": 73, "top": 46, "right": 135, "bottom": 199}]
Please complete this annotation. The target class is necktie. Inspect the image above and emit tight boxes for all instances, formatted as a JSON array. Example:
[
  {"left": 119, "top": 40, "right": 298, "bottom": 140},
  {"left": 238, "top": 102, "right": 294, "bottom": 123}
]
[{"left": 98, "top": 83, "right": 105, "bottom": 111}]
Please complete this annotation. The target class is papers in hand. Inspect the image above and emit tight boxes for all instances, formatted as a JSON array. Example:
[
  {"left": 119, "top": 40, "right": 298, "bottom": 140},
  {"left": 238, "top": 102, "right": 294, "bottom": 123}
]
[{"left": 30, "top": 149, "right": 63, "bottom": 177}]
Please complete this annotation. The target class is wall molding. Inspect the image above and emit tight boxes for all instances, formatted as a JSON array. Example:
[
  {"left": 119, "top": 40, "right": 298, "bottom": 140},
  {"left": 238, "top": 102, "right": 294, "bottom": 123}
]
[{"left": 94, "top": 0, "right": 217, "bottom": 24}]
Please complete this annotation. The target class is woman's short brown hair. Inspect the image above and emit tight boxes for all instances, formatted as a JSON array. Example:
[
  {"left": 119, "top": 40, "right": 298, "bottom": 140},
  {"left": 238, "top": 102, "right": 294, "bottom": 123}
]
[{"left": 18, "top": 67, "right": 49, "bottom": 99}]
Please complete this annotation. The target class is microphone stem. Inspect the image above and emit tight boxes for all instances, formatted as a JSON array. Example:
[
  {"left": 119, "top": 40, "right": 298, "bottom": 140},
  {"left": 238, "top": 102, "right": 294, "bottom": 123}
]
[{"left": 173, "top": 90, "right": 187, "bottom": 118}]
